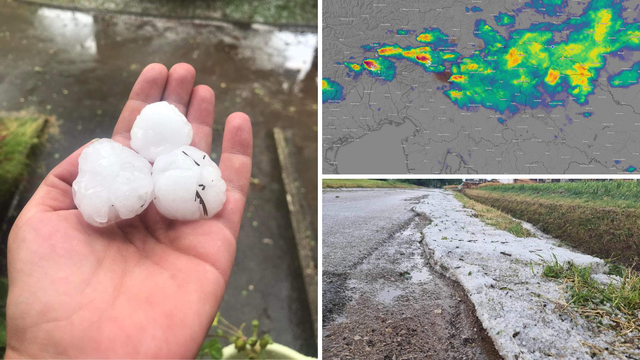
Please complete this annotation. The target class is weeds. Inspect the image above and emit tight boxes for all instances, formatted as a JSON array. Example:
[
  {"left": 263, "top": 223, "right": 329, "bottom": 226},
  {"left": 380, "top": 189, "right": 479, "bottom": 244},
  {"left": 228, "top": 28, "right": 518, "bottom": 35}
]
[
  {"left": 198, "top": 314, "right": 274, "bottom": 359},
  {"left": 541, "top": 256, "right": 640, "bottom": 335},
  {"left": 453, "top": 193, "right": 534, "bottom": 238},
  {"left": 606, "top": 260, "right": 626, "bottom": 278}
]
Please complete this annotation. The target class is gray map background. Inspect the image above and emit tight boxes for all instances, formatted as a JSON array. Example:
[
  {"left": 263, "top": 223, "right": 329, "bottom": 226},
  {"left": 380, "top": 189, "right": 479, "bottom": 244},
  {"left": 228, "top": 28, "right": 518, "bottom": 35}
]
[{"left": 322, "top": 0, "right": 640, "bottom": 174}]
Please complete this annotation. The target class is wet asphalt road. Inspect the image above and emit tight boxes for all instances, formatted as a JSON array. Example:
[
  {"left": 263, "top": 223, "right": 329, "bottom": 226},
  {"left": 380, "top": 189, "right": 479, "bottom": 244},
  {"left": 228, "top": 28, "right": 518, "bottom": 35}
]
[
  {"left": 0, "top": 0, "right": 317, "bottom": 355},
  {"left": 322, "top": 189, "right": 427, "bottom": 274},
  {"left": 322, "top": 189, "right": 500, "bottom": 359}
]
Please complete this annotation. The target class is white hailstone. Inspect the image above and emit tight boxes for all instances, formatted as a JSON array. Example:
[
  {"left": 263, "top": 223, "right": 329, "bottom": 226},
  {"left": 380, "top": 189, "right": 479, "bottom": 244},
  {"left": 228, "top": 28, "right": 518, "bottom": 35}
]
[
  {"left": 130, "top": 101, "right": 193, "bottom": 162},
  {"left": 152, "top": 145, "right": 226, "bottom": 221},
  {"left": 72, "top": 139, "right": 153, "bottom": 227}
]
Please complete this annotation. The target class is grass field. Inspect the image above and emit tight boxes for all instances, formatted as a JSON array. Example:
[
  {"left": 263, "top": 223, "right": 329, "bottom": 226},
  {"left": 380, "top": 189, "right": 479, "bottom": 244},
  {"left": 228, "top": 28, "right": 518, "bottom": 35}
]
[
  {"left": 0, "top": 112, "right": 50, "bottom": 205},
  {"left": 479, "top": 181, "right": 640, "bottom": 209},
  {"left": 322, "top": 179, "right": 418, "bottom": 189}
]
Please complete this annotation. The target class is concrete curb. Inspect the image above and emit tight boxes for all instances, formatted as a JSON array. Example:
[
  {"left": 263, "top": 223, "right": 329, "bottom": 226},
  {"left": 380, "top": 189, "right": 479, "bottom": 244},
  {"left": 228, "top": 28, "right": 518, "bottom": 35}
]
[{"left": 274, "top": 127, "right": 318, "bottom": 339}]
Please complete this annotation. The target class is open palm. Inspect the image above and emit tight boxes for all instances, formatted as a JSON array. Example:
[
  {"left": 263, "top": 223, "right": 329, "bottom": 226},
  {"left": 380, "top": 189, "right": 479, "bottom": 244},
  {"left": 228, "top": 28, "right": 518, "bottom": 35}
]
[{"left": 5, "top": 63, "right": 252, "bottom": 358}]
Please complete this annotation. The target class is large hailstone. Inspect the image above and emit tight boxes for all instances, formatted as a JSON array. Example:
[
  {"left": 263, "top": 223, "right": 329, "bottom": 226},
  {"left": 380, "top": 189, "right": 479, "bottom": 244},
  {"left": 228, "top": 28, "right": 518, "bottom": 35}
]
[
  {"left": 152, "top": 145, "right": 226, "bottom": 220},
  {"left": 130, "top": 101, "right": 193, "bottom": 162},
  {"left": 72, "top": 139, "right": 154, "bottom": 227}
]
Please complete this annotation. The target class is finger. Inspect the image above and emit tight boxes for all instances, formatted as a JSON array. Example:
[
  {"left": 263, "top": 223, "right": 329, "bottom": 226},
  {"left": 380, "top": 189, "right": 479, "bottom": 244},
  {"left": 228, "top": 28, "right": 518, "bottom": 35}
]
[
  {"left": 186, "top": 85, "right": 215, "bottom": 153},
  {"left": 112, "top": 63, "right": 168, "bottom": 144},
  {"left": 215, "top": 112, "right": 253, "bottom": 239},
  {"left": 48, "top": 140, "right": 96, "bottom": 186},
  {"left": 162, "top": 63, "right": 196, "bottom": 116}
]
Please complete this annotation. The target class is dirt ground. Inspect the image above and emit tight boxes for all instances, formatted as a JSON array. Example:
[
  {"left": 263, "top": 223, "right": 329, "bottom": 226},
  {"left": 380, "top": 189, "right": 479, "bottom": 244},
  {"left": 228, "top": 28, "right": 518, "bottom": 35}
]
[{"left": 322, "top": 189, "right": 500, "bottom": 359}]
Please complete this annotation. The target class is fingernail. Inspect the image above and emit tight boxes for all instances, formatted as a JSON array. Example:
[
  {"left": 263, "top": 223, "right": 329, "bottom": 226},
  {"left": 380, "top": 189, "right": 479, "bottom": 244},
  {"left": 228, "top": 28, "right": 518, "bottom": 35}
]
[{"left": 91, "top": 138, "right": 100, "bottom": 143}]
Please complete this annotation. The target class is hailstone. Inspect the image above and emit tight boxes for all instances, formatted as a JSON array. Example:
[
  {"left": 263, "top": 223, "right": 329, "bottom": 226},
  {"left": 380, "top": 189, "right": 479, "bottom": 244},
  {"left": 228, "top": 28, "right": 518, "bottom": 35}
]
[
  {"left": 152, "top": 145, "right": 226, "bottom": 220},
  {"left": 72, "top": 139, "right": 154, "bottom": 227},
  {"left": 130, "top": 101, "right": 193, "bottom": 162}
]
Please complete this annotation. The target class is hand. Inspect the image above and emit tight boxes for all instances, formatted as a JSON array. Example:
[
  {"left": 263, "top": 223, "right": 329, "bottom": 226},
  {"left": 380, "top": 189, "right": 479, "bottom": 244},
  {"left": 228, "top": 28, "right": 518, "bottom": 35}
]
[{"left": 5, "top": 63, "right": 253, "bottom": 358}]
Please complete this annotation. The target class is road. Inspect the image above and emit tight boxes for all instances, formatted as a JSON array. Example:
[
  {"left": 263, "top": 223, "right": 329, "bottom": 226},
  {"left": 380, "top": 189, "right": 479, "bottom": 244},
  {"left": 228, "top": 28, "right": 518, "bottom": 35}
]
[{"left": 322, "top": 189, "right": 500, "bottom": 359}]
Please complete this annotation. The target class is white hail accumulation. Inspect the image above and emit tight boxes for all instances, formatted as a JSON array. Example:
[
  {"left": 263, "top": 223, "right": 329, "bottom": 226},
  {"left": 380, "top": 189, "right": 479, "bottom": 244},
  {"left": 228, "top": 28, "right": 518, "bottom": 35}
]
[{"left": 72, "top": 101, "right": 227, "bottom": 226}]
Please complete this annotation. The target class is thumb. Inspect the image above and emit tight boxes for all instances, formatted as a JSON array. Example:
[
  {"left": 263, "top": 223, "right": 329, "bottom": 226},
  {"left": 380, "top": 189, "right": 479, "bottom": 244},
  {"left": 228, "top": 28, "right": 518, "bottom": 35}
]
[{"left": 20, "top": 139, "right": 97, "bottom": 218}]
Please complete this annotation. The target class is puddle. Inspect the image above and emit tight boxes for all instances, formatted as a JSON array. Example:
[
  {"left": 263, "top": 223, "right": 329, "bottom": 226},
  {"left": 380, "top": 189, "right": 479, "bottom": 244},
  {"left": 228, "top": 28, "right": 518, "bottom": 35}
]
[
  {"left": 409, "top": 268, "right": 433, "bottom": 282},
  {"left": 375, "top": 287, "right": 402, "bottom": 304},
  {"left": 35, "top": 8, "right": 97, "bottom": 57}
]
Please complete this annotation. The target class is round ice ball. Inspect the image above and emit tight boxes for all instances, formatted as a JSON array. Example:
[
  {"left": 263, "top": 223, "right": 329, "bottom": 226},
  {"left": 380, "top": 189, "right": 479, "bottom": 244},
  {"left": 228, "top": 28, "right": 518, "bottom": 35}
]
[
  {"left": 130, "top": 101, "right": 193, "bottom": 162},
  {"left": 152, "top": 146, "right": 226, "bottom": 221},
  {"left": 72, "top": 139, "right": 154, "bottom": 227}
]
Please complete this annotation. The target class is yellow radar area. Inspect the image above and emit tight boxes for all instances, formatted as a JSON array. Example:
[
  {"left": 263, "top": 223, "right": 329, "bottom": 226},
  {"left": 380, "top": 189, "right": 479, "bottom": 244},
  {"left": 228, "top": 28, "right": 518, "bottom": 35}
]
[
  {"left": 506, "top": 48, "right": 524, "bottom": 68},
  {"left": 545, "top": 69, "right": 560, "bottom": 85}
]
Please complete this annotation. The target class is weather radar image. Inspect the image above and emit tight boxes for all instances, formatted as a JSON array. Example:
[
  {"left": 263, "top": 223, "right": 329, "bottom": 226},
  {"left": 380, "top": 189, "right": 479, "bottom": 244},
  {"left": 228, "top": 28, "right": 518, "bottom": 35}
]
[{"left": 322, "top": 0, "right": 640, "bottom": 174}]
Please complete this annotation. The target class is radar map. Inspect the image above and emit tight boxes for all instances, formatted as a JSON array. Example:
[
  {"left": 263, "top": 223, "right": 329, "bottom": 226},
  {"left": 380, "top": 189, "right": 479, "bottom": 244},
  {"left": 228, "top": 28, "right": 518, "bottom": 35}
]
[{"left": 322, "top": 0, "right": 640, "bottom": 174}]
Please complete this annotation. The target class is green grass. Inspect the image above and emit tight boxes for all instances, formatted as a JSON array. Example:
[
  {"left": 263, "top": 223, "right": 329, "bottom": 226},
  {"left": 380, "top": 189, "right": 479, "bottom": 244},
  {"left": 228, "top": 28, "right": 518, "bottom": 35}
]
[
  {"left": 542, "top": 256, "right": 640, "bottom": 333},
  {"left": 0, "top": 112, "right": 48, "bottom": 204},
  {"left": 453, "top": 193, "right": 534, "bottom": 238},
  {"left": 478, "top": 181, "right": 640, "bottom": 209},
  {"left": 322, "top": 179, "right": 418, "bottom": 189}
]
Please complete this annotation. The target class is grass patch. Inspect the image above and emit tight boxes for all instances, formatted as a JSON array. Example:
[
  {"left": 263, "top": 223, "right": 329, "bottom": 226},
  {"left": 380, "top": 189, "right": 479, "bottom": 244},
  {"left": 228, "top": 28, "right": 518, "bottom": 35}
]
[
  {"left": 453, "top": 193, "right": 534, "bottom": 238},
  {"left": 322, "top": 179, "right": 418, "bottom": 189},
  {"left": 0, "top": 111, "right": 51, "bottom": 205},
  {"left": 443, "top": 185, "right": 459, "bottom": 190},
  {"left": 478, "top": 181, "right": 640, "bottom": 209},
  {"left": 542, "top": 256, "right": 640, "bottom": 335},
  {"left": 464, "top": 189, "right": 640, "bottom": 270}
]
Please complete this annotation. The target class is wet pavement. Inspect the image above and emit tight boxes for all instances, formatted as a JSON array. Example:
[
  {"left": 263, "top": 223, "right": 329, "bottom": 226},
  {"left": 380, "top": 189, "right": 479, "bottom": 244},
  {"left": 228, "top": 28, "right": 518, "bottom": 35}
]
[
  {"left": 0, "top": 0, "right": 317, "bottom": 355},
  {"left": 322, "top": 189, "right": 499, "bottom": 359},
  {"left": 322, "top": 189, "right": 425, "bottom": 274}
]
